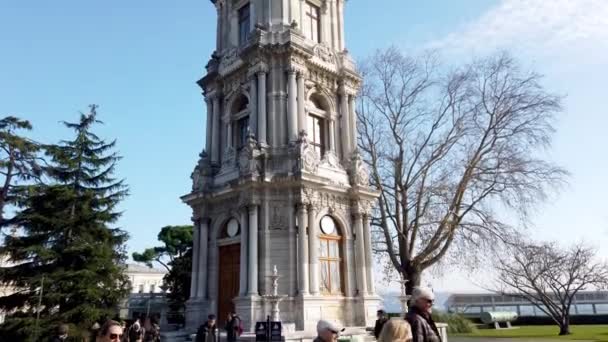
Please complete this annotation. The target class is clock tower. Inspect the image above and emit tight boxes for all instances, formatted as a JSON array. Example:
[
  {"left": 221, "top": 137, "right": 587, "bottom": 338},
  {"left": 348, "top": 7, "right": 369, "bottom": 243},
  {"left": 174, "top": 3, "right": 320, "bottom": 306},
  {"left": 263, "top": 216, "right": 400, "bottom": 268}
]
[{"left": 184, "top": 0, "right": 380, "bottom": 332}]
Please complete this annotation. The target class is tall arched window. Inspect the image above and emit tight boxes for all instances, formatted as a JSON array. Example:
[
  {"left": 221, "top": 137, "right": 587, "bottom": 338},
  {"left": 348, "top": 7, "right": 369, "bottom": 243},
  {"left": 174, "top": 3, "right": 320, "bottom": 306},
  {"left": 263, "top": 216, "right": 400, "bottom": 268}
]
[
  {"left": 307, "top": 94, "right": 328, "bottom": 157},
  {"left": 231, "top": 94, "right": 249, "bottom": 149},
  {"left": 319, "top": 215, "right": 343, "bottom": 295}
]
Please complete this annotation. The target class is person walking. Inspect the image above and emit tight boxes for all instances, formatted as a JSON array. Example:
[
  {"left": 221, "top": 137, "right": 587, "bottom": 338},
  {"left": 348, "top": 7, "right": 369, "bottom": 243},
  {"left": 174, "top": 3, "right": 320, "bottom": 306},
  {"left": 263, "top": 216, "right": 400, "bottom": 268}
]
[
  {"left": 406, "top": 287, "right": 441, "bottom": 342},
  {"left": 377, "top": 319, "right": 413, "bottom": 342},
  {"left": 143, "top": 316, "right": 161, "bottom": 342},
  {"left": 128, "top": 314, "right": 145, "bottom": 342},
  {"left": 50, "top": 324, "right": 69, "bottom": 342},
  {"left": 313, "top": 319, "right": 344, "bottom": 342},
  {"left": 96, "top": 320, "right": 124, "bottom": 342},
  {"left": 374, "top": 309, "right": 389, "bottom": 339},
  {"left": 196, "top": 314, "right": 219, "bottom": 342},
  {"left": 224, "top": 312, "right": 241, "bottom": 342}
]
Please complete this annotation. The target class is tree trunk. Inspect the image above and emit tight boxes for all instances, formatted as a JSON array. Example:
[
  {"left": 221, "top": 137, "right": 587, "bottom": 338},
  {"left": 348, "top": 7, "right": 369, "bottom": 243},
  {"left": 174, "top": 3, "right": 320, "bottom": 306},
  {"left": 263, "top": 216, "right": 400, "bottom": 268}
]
[
  {"left": 404, "top": 267, "right": 422, "bottom": 295},
  {"left": 558, "top": 316, "right": 570, "bottom": 335}
]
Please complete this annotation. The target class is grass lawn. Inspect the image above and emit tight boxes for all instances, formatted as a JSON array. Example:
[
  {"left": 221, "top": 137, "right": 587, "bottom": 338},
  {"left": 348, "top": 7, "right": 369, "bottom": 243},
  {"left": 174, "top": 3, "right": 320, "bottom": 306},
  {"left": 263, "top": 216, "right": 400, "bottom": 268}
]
[{"left": 456, "top": 325, "right": 608, "bottom": 341}]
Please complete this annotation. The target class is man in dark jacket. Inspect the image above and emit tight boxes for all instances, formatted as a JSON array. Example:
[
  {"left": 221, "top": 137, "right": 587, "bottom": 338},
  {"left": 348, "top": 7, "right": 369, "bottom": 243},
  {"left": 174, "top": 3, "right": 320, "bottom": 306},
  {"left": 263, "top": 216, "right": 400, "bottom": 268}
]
[
  {"left": 313, "top": 319, "right": 344, "bottom": 342},
  {"left": 373, "top": 309, "right": 389, "bottom": 339},
  {"left": 196, "top": 314, "right": 219, "bottom": 342},
  {"left": 406, "top": 287, "right": 441, "bottom": 342},
  {"left": 224, "top": 312, "right": 241, "bottom": 342}
]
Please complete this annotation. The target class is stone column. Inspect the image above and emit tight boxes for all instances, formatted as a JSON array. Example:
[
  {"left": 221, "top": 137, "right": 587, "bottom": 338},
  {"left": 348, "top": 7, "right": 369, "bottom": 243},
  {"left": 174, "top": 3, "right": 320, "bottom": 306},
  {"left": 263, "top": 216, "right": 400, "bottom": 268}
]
[
  {"left": 339, "top": 87, "right": 351, "bottom": 158},
  {"left": 308, "top": 205, "right": 320, "bottom": 295},
  {"left": 205, "top": 98, "right": 213, "bottom": 154},
  {"left": 198, "top": 219, "right": 209, "bottom": 299},
  {"left": 226, "top": 121, "right": 233, "bottom": 148},
  {"left": 287, "top": 68, "right": 298, "bottom": 143},
  {"left": 230, "top": 13, "right": 238, "bottom": 46},
  {"left": 297, "top": 204, "right": 309, "bottom": 295},
  {"left": 250, "top": 75, "right": 258, "bottom": 138},
  {"left": 297, "top": 71, "right": 306, "bottom": 136},
  {"left": 247, "top": 205, "right": 259, "bottom": 296},
  {"left": 354, "top": 212, "right": 368, "bottom": 296},
  {"left": 189, "top": 220, "right": 200, "bottom": 299},
  {"left": 337, "top": 0, "right": 345, "bottom": 51},
  {"left": 257, "top": 67, "right": 267, "bottom": 145},
  {"left": 215, "top": 3, "right": 222, "bottom": 51},
  {"left": 250, "top": 0, "right": 256, "bottom": 31},
  {"left": 239, "top": 209, "right": 249, "bottom": 296},
  {"left": 328, "top": 119, "right": 336, "bottom": 152},
  {"left": 330, "top": 0, "right": 338, "bottom": 50},
  {"left": 349, "top": 95, "right": 357, "bottom": 152},
  {"left": 211, "top": 95, "right": 221, "bottom": 164},
  {"left": 362, "top": 215, "right": 374, "bottom": 295}
]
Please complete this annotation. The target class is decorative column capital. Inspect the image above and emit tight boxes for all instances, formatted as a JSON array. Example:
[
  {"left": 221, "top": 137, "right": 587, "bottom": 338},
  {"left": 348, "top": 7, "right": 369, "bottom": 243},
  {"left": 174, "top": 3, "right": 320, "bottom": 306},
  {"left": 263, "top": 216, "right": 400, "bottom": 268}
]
[{"left": 296, "top": 202, "right": 309, "bottom": 213}]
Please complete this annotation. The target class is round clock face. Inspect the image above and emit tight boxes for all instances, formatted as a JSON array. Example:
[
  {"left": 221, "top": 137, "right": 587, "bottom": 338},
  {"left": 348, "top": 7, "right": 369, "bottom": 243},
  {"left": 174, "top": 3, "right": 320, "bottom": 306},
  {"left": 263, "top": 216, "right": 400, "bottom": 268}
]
[
  {"left": 320, "top": 216, "right": 336, "bottom": 235},
  {"left": 227, "top": 219, "right": 239, "bottom": 237}
]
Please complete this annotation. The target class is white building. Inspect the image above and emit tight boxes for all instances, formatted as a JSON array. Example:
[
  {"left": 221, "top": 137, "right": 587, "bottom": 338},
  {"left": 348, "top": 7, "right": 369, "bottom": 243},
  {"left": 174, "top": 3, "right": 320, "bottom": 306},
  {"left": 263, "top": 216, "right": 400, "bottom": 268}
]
[
  {"left": 126, "top": 263, "right": 167, "bottom": 295},
  {"left": 184, "top": 0, "right": 380, "bottom": 333},
  {"left": 119, "top": 264, "right": 168, "bottom": 321}
]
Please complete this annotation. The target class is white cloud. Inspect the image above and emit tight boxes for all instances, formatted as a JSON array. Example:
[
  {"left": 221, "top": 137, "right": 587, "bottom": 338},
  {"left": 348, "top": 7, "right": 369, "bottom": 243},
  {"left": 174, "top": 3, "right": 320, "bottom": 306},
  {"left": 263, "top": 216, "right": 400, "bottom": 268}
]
[{"left": 428, "top": 0, "right": 608, "bottom": 62}]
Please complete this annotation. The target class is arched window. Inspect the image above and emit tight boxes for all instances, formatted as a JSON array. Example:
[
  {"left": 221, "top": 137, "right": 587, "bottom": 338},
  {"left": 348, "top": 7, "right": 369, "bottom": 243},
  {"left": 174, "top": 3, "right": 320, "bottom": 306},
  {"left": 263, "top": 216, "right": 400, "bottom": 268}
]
[
  {"left": 220, "top": 218, "right": 241, "bottom": 239},
  {"left": 319, "top": 215, "right": 343, "bottom": 295},
  {"left": 307, "top": 94, "right": 328, "bottom": 157},
  {"left": 231, "top": 94, "right": 250, "bottom": 149}
]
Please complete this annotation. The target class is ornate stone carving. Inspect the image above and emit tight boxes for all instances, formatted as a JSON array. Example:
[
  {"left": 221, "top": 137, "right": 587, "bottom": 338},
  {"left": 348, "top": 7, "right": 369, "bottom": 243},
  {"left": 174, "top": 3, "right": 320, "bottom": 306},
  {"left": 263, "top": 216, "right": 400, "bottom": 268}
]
[
  {"left": 349, "top": 149, "right": 370, "bottom": 187},
  {"left": 293, "top": 131, "right": 320, "bottom": 174},
  {"left": 321, "top": 150, "right": 341, "bottom": 169},
  {"left": 313, "top": 44, "right": 337, "bottom": 65},
  {"left": 269, "top": 203, "right": 288, "bottom": 230},
  {"left": 219, "top": 47, "right": 241, "bottom": 73},
  {"left": 191, "top": 150, "right": 211, "bottom": 191},
  {"left": 238, "top": 129, "right": 261, "bottom": 176},
  {"left": 222, "top": 146, "right": 236, "bottom": 168}
]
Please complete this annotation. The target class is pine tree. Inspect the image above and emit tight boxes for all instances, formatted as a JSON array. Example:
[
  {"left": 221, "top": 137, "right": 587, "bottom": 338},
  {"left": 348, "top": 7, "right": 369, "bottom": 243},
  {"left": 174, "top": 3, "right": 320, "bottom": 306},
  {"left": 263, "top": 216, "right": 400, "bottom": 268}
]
[
  {"left": 0, "top": 116, "right": 43, "bottom": 225},
  {"left": 0, "top": 105, "right": 130, "bottom": 341}
]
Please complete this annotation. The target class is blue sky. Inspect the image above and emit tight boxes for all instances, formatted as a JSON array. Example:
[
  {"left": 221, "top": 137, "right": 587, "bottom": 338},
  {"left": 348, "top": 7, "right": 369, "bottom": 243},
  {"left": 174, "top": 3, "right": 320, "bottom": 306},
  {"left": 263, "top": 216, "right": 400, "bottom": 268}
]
[{"left": 1, "top": 0, "right": 607, "bottom": 292}]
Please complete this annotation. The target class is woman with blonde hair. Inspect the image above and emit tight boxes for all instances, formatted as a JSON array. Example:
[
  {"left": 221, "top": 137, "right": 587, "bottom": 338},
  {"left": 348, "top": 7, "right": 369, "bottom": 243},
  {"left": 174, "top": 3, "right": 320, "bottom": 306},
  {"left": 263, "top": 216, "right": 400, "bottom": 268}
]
[{"left": 377, "top": 319, "right": 413, "bottom": 342}]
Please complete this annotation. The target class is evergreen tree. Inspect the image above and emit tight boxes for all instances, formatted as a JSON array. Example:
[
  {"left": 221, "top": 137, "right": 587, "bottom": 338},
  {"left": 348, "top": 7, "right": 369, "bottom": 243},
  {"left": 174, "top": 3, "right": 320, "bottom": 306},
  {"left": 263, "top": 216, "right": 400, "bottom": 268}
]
[
  {"left": 0, "top": 116, "right": 43, "bottom": 225},
  {"left": 0, "top": 105, "right": 130, "bottom": 341}
]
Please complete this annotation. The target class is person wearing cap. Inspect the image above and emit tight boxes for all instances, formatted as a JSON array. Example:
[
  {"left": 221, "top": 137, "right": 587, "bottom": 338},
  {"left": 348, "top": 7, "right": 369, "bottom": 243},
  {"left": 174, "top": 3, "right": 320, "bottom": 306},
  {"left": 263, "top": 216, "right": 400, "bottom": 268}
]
[
  {"left": 196, "top": 314, "right": 219, "bottom": 342},
  {"left": 406, "top": 287, "right": 441, "bottom": 342},
  {"left": 314, "top": 319, "right": 344, "bottom": 342},
  {"left": 374, "top": 309, "right": 389, "bottom": 339}
]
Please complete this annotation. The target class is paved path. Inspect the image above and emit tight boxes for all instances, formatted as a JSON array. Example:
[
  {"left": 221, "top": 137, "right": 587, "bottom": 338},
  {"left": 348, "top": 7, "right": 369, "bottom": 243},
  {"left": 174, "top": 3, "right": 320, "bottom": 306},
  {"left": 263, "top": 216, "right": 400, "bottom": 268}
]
[{"left": 451, "top": 338, "right": 594, "bottom": 342}]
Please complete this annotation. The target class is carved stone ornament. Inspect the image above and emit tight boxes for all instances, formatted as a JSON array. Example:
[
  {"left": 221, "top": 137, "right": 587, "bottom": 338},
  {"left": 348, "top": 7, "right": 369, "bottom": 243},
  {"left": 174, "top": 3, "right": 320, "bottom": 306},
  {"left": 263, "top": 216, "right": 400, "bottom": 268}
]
[
  {"left": 222, "top": 146, "right": 236, "bottom": 167},
  {"left": 238, "top": 129, "right": 261, "bottom": 176},
  {"left": 293, "top": 130, "right": 320, "bottom": 173},
  {"left": 269, "top": 204, "right": 288, "bottom": 230},
  {"left": 219, "top": 47, "right": 240, "bottom": 71},
  {"left": 349, "top": 149, "right": 370, "bottom": 187},
  {"left": 191, "top": 150, "right": 210, "bottom": 191},
  {"left": 321, "top": 150, "right": 341, "bottom": 169},
  {"left": 313, "top": 43, "right": 337, "bottom": 65}
]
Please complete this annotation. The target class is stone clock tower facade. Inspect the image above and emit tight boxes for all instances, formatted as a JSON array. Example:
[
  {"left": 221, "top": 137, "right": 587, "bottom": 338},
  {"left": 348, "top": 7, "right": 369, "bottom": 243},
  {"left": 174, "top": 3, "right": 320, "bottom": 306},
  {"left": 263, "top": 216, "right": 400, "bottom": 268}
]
[{"left": 184, "top": 0, "right": 380, "bottom": 332}]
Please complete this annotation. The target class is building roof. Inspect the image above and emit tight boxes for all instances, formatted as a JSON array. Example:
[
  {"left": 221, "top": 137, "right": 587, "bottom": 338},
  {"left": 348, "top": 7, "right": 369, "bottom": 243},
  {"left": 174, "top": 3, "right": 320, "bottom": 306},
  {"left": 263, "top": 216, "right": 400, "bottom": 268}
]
[{"left": 126, "top": 263, "right": 167, "bottom": 275}]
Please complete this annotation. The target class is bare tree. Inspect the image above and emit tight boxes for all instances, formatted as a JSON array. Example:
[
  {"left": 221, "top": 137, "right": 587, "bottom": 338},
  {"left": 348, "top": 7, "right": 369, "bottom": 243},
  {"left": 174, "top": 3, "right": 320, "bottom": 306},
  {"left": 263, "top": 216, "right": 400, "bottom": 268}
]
[
  {"left": 357, "top": 47, "right": 567, "bottom": 293},
  {"left": 494, "top": 241, "right": 608, "bottom": 335}
]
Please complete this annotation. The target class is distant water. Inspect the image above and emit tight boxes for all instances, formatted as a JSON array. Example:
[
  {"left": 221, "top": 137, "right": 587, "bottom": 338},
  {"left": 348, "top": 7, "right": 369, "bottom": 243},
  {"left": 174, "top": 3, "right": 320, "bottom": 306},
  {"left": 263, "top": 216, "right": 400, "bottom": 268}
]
[{"left": 378, "top": 291, "right": 451, "bottom": 313}]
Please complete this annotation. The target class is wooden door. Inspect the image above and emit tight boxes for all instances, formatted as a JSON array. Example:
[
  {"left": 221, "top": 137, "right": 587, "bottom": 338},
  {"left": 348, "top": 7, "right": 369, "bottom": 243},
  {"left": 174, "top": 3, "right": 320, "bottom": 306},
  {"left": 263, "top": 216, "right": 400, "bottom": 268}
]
[{"left": 218, "top": 243, "right": 240, "bottom": 326}]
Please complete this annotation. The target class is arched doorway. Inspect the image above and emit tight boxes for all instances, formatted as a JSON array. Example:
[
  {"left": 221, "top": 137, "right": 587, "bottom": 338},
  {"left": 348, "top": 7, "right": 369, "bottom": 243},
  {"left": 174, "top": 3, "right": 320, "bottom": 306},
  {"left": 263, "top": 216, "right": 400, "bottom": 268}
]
[{"left": 217, "top": 218, "right": 241, "bottom": 325}]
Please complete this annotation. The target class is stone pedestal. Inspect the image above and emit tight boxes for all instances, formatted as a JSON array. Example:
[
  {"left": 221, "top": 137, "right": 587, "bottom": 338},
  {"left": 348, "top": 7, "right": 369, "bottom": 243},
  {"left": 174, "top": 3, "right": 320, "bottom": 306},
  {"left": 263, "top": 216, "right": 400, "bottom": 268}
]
[{"left": 185, "top": 298, "right": 211, "bottom": 331}]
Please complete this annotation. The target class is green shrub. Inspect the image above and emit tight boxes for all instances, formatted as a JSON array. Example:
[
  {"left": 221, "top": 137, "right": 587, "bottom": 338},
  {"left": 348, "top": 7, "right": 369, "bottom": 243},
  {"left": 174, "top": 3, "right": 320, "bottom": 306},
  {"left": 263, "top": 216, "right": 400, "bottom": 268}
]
[{"left": 432, "top": 311, "right": 478, "bottom": 334}]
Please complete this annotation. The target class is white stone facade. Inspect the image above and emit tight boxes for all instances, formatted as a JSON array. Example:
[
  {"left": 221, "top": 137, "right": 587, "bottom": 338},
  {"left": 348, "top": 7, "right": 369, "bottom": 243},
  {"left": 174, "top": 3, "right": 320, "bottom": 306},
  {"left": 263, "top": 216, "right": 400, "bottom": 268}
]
[
  {"left": 184, "top": 0, "right": 380, "bottom": 333},
  {"left": 126, "top": 263, "right": 167, "bottom": 294}
]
